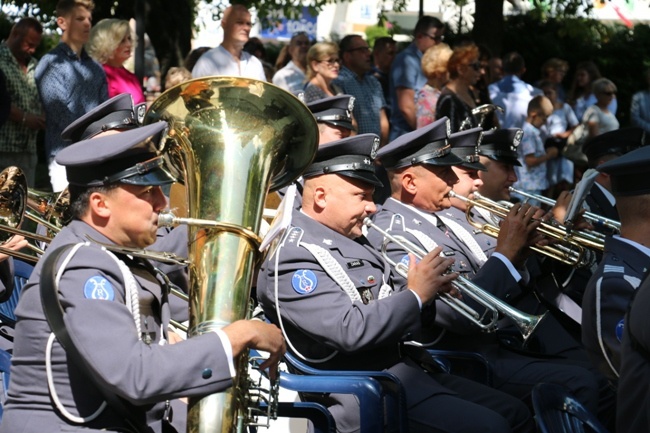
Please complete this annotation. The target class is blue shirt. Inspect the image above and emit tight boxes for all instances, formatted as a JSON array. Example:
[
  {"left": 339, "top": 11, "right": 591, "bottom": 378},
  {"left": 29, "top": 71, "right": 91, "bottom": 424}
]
[
  {"left": 388, "top": 43, "right": 425, "bottom": 140},
  {"left": 514, "top": 121, "right": 548, "bottom": 191},
  {"left": 36, "top": 43, "right": 108, "bottom": 158},
  {"left": 488, "top": 75, "right": 542, "bottom": 129},
  {"left": 332, "top": 66, "right": 386, "bottom": 136}
]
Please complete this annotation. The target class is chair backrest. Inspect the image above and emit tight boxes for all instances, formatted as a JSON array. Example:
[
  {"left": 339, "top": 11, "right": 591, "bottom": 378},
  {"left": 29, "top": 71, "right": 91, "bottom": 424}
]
[
  {"left": 532, "top": 382, "right": 610, "bottom": 433},
  {"left": 0, "top": 259, "right": 34, "bottom": 327}
]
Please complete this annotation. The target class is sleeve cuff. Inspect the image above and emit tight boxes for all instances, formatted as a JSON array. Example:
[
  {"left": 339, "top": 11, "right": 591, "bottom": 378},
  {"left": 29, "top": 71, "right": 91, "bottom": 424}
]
[
  {"left": 213, "top": 329, "right": 236, "bottom": 378},
  {"left": 408, "top": 289, "right": 423, "bottom": 310},
  {"left": 491, "top": 252, "right": 522, "bottom": 283}
]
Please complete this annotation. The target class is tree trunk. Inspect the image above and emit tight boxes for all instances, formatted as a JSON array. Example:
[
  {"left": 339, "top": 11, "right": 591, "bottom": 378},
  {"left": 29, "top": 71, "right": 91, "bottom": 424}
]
[{"left": 473, "top": 0, "right": 505, "bottom": 57}]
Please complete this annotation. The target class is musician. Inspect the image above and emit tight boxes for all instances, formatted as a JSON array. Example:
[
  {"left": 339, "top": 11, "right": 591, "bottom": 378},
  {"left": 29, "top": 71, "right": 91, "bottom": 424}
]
[
  {"left": 0, "top": 123, "right": 285, "bottom": 433},
  {"left": 366, "top": 118, "right": 603, "bottom": 415},
  {"left": 59, "top": 92, "right": 190, "bottom": 315},
  {"left": 306, "top": 94, "right": 356, "bottom": 142},
  {"left": 582, "top": 143, "right": 650, "bottom": 385},
  {"left": 583, "top": 127, "right": 648, "bottom": 227},
  {"left": 617, "top": 268, "right": 650, "bottom": 432},
  {"left": 256, "top": 132, "right": 534, "bottom": 433}
]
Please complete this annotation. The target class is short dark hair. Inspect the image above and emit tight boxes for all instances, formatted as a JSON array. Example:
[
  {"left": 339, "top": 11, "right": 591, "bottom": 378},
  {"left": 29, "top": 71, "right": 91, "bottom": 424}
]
[
  {"left": 68, "top": 183, "right": 119, "bottom": 220},
  {"left": 373, "top": 36, "right": 395, "bottom": 52},
  {"left": 413, "top": 16, "right": 444, "bottom": 37},
  {"left": 502, "top": 52, "right": 525, "bottom": 75},
  {"left": 56, "top": 0, "right": 94, "bottom": 17},
  {"left": 11, "top": 17, "right": 43, "bottom": 38},
  {"left": 338, "top": 34, "right": 363, "bottom": 57}
]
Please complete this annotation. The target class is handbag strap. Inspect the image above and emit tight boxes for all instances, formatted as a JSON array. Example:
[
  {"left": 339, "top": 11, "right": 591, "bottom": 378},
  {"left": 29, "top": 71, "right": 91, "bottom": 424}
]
[{"left": 40, "top": 244, "right": 148, "bottom": 433}]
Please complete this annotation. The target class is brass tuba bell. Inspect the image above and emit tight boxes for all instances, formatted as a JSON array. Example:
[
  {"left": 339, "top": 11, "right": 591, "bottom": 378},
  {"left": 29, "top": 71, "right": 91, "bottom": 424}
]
[{"left": 145, "top": 77, "right": 318, "bottom": 433}]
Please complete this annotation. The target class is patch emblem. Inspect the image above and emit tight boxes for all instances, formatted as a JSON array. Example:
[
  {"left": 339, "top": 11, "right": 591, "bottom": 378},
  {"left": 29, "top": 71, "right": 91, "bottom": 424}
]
[
  {"left": 84, "top": 276, "right": 115, "bottom": 301},
  {"left": 399, "top": 254, "right": 411, "bottom": 268},
  {"left": 615, "top": 319, "right": 625, "bottom": 342},
  {"left": 292, "top": 270, "right": 318, "bottom": 295}
]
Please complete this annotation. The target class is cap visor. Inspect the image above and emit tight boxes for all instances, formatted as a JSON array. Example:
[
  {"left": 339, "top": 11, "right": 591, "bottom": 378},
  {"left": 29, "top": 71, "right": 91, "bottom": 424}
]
[
  {"left": 324, "top": 119, "right": 356, "bottom": 132},
  {"left": 460, "top": 161, "right": 487, "bottom": 171},
  {"left": 420, "top": 152, "right": 464, "bottom": 167},
  {"left": 120, "top": 167, "right": 177, "bottom": 186},
  {"left": 337, "top": 170, "right": 383, "bottom": 187}
]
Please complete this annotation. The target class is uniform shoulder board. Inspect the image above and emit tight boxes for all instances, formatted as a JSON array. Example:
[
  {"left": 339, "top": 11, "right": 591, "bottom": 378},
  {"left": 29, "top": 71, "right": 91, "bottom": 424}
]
[{"left": 281, "top": 226, "right": 304, "bottom": 247}]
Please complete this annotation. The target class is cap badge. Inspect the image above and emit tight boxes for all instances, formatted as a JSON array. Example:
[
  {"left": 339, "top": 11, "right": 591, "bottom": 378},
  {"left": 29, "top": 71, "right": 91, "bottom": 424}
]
[
  {"left": 370, "top": 136, "right": 380, "bottom": 159},
  {"left": 348, "top": 96, "right": 356, "bottom": 112},
  {"left": 513, "top": 130, "right": 524, "bottom": 148},
  {"left": 84, "top": 276, "right": 115, "bottom": 301},
  {"left": 292, "top": 269, "right": 318, "bottom": 295}
]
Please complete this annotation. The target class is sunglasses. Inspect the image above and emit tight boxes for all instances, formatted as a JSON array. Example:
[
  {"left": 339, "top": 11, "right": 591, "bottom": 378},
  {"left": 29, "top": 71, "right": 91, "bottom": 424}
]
[
  {"left": 423, "top": 33, "right": 445, "bottom": 43},
  {"left": 319, "top": 58, "right": 340, "bottom": 66},
  {"left": 601, "top": 91, "right": 616, "bottom": 96},
  {"left": 346, "top": 46, "right": 371, "bottom": 53},
  {"left": 468, "top": 62, "right": 482, "bottom": 71}
]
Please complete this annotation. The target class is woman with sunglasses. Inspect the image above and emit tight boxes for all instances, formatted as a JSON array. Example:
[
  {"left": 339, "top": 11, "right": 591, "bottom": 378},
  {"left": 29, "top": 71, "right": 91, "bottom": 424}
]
[
  {"left": 435, "top": 43, "right": 484, "bottom": 132},
  {"left": 583, "top": 78, "right": 619, "bottom": 141},
  {"left": 302, "top": 42, "right": 343, "bottom": 103}
]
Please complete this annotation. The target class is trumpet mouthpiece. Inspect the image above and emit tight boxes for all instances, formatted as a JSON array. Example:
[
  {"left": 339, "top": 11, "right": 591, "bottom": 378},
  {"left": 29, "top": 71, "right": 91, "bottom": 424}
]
[{"left": 157, "top": 212, "right": 176, "bottom": 227}]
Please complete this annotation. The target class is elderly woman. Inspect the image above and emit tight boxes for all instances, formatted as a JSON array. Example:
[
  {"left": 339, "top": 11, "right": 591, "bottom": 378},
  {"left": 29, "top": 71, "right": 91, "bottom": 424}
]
[
  {"left": 302, "top": 42, "right": 342, "bottom": 102},
  {"left": 87, "top": 19, "right": 145, "bottom": 104},
  {"left": 435, "top": 43, "right": 483, "bottom": 132},
  {"left": 583, "top": 77, "right": 619, "bottom": 140},
  {"left": 415, "top": 43, "right": 452, "bottom": 128}
]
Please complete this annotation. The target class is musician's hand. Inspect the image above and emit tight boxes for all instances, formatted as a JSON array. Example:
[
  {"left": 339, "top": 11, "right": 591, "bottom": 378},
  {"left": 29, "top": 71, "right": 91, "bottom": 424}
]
[
  {"left": 0, "top": 235, "right": 28, "bottom": 262},
  {"left": 495, "top": 203, "right": 540, "bottom": 267},
  {"left": 407, "top": 247, "right": 457, "bottom": 304},
  {"left": 550, "top": 191, "right": 592, "bottom": 231},
  {"left": 222, "top": 320, "right": 286, "bottom": 381}
]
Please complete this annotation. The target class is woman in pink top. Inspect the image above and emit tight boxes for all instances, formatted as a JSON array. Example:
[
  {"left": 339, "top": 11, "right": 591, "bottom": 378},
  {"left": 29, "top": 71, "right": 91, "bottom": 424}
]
[{"left": 87, "top": 19, "right": 145, "bottom": 104}]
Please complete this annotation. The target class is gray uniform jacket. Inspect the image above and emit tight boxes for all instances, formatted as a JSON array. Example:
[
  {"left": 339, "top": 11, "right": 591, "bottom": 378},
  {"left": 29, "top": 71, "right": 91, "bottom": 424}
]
[
  {"left": 582, "top": 236, "right": 650, "bottom": 382},
  {"left": 616, "top": 274, "right": 650, "bottom": 433},
  {"left": 1, "top": 220, "right": 232, "bottom": 433},
  {"left": 367, "top": 198, "right": 522, "bottom": 333},
  {"left": 256, "top": 211, "right": 458, "bottom": 423}
]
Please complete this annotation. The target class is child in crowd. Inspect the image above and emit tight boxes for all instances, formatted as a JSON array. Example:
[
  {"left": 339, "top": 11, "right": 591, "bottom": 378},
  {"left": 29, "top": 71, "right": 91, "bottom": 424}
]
[
  {"left": 539, "top": 80, "right": 579, "bottom": 194},
  {"left": 512, "top": 95, "right": 558, "bottom": 204}
]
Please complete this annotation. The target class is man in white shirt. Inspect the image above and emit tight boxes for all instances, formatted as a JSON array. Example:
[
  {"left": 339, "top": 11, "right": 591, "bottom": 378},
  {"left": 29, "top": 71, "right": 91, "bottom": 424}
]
[
  {"left": 192, "top": 4, "right": 266, "bottom": 81},
  {"left": 272, "top": 32, "right": 309, "bottom": 94}
]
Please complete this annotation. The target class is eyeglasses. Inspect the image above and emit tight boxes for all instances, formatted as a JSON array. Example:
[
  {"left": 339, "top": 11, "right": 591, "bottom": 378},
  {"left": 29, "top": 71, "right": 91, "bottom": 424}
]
[
  {"left": 468, "top": 62, "right": 482, "bottom": 71},
  {"left": 601, "top": 91, "right": 616, "bottom": 96},
  {"left": 423, "top": 33, "right": 445, "bottom": 43},
  {"left": 319, "top": 58, "right": 340, "bottom": 66},
  {"left": 346, "top": 46, "right": 371, "bottom": 53}
]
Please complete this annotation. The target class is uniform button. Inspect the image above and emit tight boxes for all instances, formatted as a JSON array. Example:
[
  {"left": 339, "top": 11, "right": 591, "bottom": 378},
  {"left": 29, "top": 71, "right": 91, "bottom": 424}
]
[{"left": 202, "top": 368, "right": 213, "bottom": 379}]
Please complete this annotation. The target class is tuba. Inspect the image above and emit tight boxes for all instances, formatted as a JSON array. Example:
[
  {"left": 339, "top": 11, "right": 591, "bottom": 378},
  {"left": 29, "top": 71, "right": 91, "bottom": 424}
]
[{"left": 145, "top": 77, "right": 318, "bottom": 433}]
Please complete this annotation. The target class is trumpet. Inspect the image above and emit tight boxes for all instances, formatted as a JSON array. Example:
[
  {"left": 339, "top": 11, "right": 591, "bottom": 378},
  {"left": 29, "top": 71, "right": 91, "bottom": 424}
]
[
  {"left": 449, "top": 191, "right": 590, "bottom": 266},
  {"left": 509, "top": 187, "right": 620, "bottom": 234},
  {"left": 363, "top": 218, "right": 546, "bottom": 342}
]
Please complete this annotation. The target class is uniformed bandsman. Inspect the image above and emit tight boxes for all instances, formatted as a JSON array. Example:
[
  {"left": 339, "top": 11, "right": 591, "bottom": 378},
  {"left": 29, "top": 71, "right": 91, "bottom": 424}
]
[
  {"left": 583, "top": 127, "right": 648, "bottom": 225},
  {"left": 366, "top": 119, "right": 603, "bottom": 416},
  {"left": 256, "top": 133, "right": 534, "bottom": 433},
  {"left": 582, "top": 143, "right": 650, "bottom": 384},
  {"left": 0, "top": 123, "right": 285, "bottom": 433}
]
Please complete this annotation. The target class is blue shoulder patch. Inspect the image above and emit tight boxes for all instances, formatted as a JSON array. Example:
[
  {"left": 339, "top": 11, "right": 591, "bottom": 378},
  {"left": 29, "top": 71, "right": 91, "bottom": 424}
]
[
  {"left": 291, "top": 270, "right": 318, "bottom": 295},
  {"left": 84, "top": 276, "right": 115, "bottom": 301},
  {"left": 615, "top": 318, "right": 625, "bottom": 342},
  {"left": 399, "top": 254, "right": 410, "bottom": 268}
]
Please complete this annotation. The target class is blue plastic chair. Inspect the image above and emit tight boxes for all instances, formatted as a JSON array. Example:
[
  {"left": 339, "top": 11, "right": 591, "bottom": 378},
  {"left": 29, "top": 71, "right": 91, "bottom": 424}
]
[
  {"left": 0, "top": 348, "right": 12, "bottom": 422},
  {"left": 532, "top": 382, "right": 610, "bottom": 433},
  {"left": 427, "top": 349, "right": 493, "bottom": 386},
  {"left": 283, "top": 351, "right": 409, "bottom": 433},
  {"left": 0, "top": 259, "right": 34, "bottom": 327},
  {"left": 250, "top": 350, "right": 408, "bottom": 433}
]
